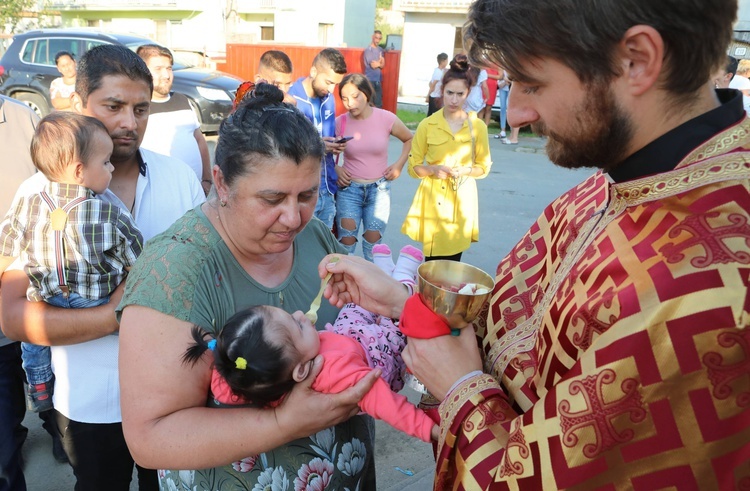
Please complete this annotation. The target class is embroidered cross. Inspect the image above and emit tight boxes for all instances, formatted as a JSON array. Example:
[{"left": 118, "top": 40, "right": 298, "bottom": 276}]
[
  {"left": 465, "top": 399, "right": 511, "bottom": 433},
  {"left": 510, "top": 349, "right": 539, "bottom": 379},
  {"left": 502, "top": 285, "right": 542, "bottom": 330},
  {"left": 500, "top": 235, "right": 535, "bottom": 275},
  {"left": 571, "top": 287, "right": 618, "bottom": 350},
  {"left": 558, "top": 369, "right": 647, "bottom": 458},
  {"left": 556, "top": 213, "right": 588, "bottom": 259},
  {"left": 500, "top": 421, "right": 530, "bottom": 477},
  {"left": 703, "top": 329, "right": 750, "bottom": 408},
  {"left": 660, "top": 212, "right": 750, "bottom": 268}
]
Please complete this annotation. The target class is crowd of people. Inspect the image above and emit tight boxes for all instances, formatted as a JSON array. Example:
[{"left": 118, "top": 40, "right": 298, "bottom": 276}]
[{"left": 2, "top": 0, "right": 750, "bottom": 489}]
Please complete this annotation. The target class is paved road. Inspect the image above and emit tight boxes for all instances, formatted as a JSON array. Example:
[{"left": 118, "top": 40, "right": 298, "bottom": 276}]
[{"left": 20, "top": 132, "right": 594, "bottom": 490}]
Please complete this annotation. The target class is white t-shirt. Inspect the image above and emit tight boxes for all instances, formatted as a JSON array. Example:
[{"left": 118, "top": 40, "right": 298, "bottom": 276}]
[
  {"left": 464, "top": 69, "right": 488, "bottom": 113},
  {"left": 11, "top": 148, "right": 205, "bottom": 423},
  {"left": 140, "top": 93, "right": 203, "bottom": 181},
  {"left": 50, "top": 77, "right": 75, "bottom": 101},
  {"left": 429, "top": 67, "right": 446, "bottom": 98}
]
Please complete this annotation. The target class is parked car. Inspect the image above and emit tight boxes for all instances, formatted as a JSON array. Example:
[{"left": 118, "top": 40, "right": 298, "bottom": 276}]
[{"left": 0, "top": 28, "right": 242, "bottom": 132}]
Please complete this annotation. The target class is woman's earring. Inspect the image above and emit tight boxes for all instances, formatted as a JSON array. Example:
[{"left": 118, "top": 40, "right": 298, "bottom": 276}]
[{"left": 220, "top": 199, "right": 227, "bottom": 207}]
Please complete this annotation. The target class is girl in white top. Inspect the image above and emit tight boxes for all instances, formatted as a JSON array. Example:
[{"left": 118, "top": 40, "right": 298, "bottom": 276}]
[
  {"left": 49, "top": 51, "right": 76, "bottom": 111},
  {"left": 463, "top": 66, "right": 489, "bottom": 113}
]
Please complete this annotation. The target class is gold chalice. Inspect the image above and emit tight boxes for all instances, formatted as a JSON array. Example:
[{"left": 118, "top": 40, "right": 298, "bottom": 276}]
[{"left": 417, "top": 260, "right": 495, "bottom": 334}]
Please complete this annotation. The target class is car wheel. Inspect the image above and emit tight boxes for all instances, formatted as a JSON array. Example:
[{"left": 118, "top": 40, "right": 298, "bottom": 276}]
[{"left": 14, "top": 92, "right": 50, "bottom": 118}]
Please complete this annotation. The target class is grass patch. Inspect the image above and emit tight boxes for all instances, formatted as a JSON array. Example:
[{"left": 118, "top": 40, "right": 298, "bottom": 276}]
[
  {"left": 396, "top": 109, "right": 535, "bottom": 137},
  {"left": 397, "top": 109, "right": 426, "bottom": 129}
]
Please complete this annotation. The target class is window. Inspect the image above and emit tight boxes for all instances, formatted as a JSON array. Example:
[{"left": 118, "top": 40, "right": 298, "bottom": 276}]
[
  {"left": 261, "top": 26, "right": 274, "bottom": 41},
  {"left": 84, "top": 40, "right": 107, "bottom": 52},
  {"left": 21, "top": 40, "right": 35, "bottom": 63},
  {"left": 48, "top": 38, "right": 81, "bottom": 62},
  {"left": 318, "top": 23, "right": 333, "bottom": 46},
  {"left": 33, "top": 39, "right": 48, "bottom": 65},
  {"left": 23, "top": 38, "right": 81, "bottom": 66},
  {"left": 453, "top": 27, "right": 462, "bottom": 57}
]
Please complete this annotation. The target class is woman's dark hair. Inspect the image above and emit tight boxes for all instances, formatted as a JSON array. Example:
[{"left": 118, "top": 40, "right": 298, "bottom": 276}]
[
  {"left": 441, "top": 54, "right": 476, "bottom": 93},
  {"left": 183, "top": 305, "right": 297, "bottom": 408},
  {"left": 54, "top": 51, "right": 74, "bottom": 64},
  {"left": 338, "top": 73, "right": 374, "bottom": 104},
  {"left": 215, "top": 82, "right": 325, "bottom": 187}
]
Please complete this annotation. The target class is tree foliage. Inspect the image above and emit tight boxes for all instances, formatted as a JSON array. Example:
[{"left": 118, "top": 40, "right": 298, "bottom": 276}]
[
  {"left": 1, "top": 0, "right": 35, "bottom": 33},
  {"left": 376, "top": 0, "right": 393, "bottom": 9}
]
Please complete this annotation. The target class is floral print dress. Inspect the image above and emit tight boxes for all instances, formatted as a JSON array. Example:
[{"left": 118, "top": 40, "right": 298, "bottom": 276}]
[{"left": 157, "top": 423, "right": 374, "bottom": 490}]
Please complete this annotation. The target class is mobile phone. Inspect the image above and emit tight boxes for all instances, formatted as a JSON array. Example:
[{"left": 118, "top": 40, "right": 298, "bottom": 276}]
[{"left": 335, "top": 136, "right": 354, "bottom": 143}]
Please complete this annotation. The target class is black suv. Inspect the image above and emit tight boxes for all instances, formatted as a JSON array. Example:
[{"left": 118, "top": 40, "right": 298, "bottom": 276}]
[{"left": 0, "top": 28, "right": 242, "bottom": 132}]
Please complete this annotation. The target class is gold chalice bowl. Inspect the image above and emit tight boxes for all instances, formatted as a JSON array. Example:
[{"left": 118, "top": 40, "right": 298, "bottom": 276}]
[{"left": 417, "top": 260, "right": 495, "bottom": 333}]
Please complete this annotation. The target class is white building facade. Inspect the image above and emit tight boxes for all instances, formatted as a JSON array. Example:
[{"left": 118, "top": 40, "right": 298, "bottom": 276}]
[
  {"left": 48, "top": 0, "right": 375, "bottom": 57},
  {"left": 393, "top": 0, "right": 471, "bottom": 99}
]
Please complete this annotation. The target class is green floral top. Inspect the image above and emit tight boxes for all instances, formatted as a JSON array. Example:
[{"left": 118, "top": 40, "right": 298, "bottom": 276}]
[{"left": 119, "top": 206, "right": 376, "bottom": 490}]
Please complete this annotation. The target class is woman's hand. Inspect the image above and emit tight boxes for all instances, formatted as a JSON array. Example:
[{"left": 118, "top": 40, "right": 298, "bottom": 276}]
[
  {"left": 383, "top": 164, "right": 402, "bottom": 180},
  {"left": 319, "top": 254, "right": 410, "bottom": 319},
  {"left": 402, "top": 327, "right": 483, "bottom": 401},
  {"left": 337, "top": 167, "right": 352, "bottom": 188},
  {"left": 323, "top": 137, "right": 346, "bottom": 155},
  {"left": 276, "top": 355, "right": 381, "bottom": 439},
  {"left": 450, "top": 166, "right": 471, "bottom": 178},
  {"left": 432, "top": 165, "right": 454, "bottom": 180}
]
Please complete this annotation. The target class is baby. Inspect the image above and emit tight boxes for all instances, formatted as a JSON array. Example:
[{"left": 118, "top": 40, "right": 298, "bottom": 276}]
[
  {"left": 182, "top": 245, "right": 438, "bottom": 442},
  {"left": 0, "top": 112, "right": 143, "bottom": 412}
]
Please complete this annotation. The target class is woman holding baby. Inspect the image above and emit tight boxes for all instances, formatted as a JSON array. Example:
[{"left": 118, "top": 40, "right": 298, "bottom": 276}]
[{"left": 118, "top": 84, "right": 380, "bottom": 490}]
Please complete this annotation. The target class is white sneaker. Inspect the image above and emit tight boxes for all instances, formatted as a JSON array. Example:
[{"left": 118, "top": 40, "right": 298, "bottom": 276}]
[{"left": 500, "top": 131, "right": 506, "bottom": 138}]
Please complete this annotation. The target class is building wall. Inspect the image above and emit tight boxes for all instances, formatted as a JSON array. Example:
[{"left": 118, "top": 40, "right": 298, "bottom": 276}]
[
  {"left": 344, "top": 0, "right": 376, "bottom": 48},
  {"left": 60, "top": 8, "right": 226, "bottom": 53},
  {"left": 268, "top": 1, "right": 346, "bottom": 45},
  {"left": 398, "top": 11, "right": 465, "bottom": 98},
  {"left": 58, "top": 0, "right": 367, "bottom": 57}
]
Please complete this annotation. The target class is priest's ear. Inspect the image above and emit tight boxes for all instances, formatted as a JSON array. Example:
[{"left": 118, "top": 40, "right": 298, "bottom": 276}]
[{"left": 616, "top": 25, "right": 664, "bottom": 96}]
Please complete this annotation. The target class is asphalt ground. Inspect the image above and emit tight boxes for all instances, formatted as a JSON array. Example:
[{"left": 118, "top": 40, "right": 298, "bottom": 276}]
[{"left": 20, "top": 131, "right": 595, "bottom": 490}]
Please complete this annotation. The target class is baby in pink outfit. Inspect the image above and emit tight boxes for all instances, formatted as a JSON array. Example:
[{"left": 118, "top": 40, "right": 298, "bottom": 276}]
[{"left": 183, "top": 245, "right": 437, "bottom": 442}]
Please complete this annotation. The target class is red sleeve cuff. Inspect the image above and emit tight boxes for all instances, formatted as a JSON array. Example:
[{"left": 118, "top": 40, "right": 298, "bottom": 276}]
[{"left": 400, "top": 294, "right": 452, "bottom": 339}]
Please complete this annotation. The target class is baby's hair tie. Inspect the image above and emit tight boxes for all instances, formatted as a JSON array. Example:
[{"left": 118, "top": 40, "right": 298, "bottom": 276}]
[
  {"left": 235, "top": 357, "right": 247, "bottom": 370},
  {"left": 207, "top": 339, "right": 217, "bottom": 351}
]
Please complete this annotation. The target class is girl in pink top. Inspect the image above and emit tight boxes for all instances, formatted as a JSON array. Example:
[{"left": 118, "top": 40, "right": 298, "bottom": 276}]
[
  {"left": 182, "top": 246, "right": 437, "bottom": 443},
  {"left": 335, "top": 74, "right": 413, "bottom": 262}
]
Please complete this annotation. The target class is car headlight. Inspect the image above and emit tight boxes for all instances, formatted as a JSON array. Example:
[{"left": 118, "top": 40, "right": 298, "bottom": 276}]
[{"left": 196, "top": 86, "right": 232, "bottom": 102}]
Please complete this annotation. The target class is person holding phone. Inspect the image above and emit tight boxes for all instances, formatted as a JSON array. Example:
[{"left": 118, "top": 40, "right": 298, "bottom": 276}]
[{"left": 335, "top": 73, "right": 412, "bottom": 261}]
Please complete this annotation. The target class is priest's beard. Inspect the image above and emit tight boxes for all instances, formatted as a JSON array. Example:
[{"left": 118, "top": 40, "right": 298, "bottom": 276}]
[{"left": 533, "top": 81, "right": 633, "bottom": 171}]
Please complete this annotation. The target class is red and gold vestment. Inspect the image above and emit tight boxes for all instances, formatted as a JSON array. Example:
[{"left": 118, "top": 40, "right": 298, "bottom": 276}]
[{"left": 433, "top": 117, "right": 750, "bottom": 489}]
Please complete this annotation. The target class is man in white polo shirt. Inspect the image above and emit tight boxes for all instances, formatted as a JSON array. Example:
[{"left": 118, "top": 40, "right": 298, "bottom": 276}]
[{"left": 1, "top": 44, "right": 204, "bottom": 491}]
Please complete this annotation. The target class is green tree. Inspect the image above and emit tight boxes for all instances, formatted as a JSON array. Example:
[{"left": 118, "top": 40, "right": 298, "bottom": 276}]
[
  {"left": 1, "top": 0, "right": 35, "bottom": 33},
  {"left": 376, "top": 0, "right": 393, "bottom": 8}
]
